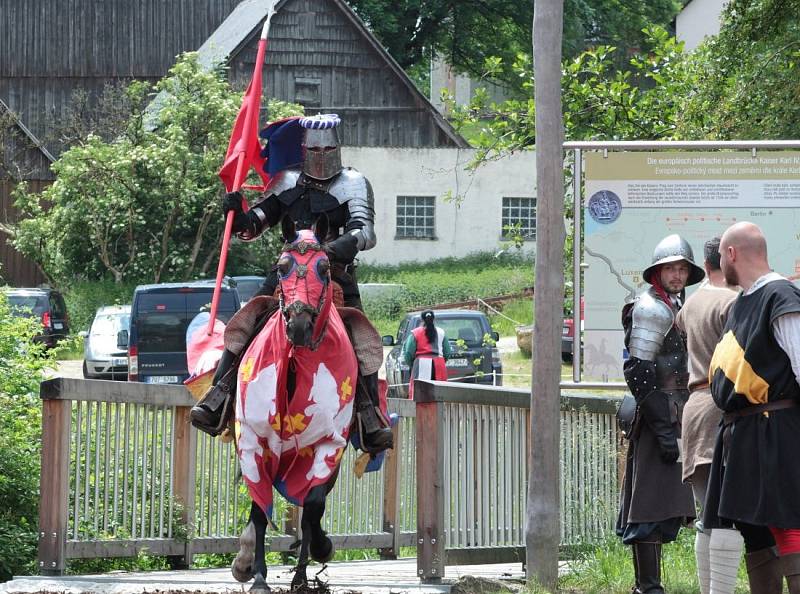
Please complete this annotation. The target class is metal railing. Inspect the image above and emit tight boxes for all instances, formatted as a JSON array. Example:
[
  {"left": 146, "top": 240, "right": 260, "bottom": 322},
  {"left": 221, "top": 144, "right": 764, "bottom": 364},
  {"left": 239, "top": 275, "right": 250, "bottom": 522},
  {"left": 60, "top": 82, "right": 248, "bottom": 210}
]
[{"left": 38, "top": 377, "right": 621, "bottom": 580}]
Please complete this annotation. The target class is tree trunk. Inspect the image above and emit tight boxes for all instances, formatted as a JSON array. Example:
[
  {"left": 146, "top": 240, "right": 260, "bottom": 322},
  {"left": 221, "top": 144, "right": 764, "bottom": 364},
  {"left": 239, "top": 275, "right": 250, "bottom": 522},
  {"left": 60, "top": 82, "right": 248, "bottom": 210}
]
[{"left": 527, "top": 0, "right": 565, "bottom": 589}]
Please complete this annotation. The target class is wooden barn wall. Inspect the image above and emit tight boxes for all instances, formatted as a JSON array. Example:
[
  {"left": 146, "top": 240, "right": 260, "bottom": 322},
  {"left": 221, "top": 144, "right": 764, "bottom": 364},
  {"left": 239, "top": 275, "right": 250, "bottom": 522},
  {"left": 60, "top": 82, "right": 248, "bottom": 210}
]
[
  {"left": 229, "top": 0, "right": 458, "bottom": 148},
  {"left": 0, "top": 179, "right": 50, "bottom": 287},
  {"left": 0, "top": 0, "right": 240, "bottom": 153}
]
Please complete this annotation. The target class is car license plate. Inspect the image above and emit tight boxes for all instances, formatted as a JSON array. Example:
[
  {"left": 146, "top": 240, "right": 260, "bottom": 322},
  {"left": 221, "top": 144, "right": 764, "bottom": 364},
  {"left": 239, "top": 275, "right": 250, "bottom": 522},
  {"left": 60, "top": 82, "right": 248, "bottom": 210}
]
[
  {"left": 144, "top": 375, "right": 179, "bottom": 384},
  {"left": 446, "top": 358, "right": 469, "bottom": 368},
  {"left": 54, "top": 322, "right": 63, "bottom": 329},
  {"left": 112, "top": 357, "right": 127, "bottom": 366}
]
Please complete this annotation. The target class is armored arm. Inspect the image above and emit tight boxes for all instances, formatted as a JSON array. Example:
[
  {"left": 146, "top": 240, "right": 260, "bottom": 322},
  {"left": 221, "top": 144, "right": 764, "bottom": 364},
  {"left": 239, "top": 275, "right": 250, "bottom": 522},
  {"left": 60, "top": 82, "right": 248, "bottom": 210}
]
[
  {"left": 326, "top": 169, "right": 376, "bottom": 261},
  {"left": 622, "top": 292, "right": 680, "bottom": 462},
  {"left": 232, "top": 170, "right": 300, "bottom": 241}
]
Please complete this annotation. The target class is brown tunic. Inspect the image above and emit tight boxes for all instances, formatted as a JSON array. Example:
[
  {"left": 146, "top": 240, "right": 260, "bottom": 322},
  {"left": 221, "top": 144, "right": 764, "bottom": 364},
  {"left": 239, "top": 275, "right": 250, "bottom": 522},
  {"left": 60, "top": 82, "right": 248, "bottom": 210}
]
[{"left": 675, "top": 282, "right": 736, "bottom": 482}]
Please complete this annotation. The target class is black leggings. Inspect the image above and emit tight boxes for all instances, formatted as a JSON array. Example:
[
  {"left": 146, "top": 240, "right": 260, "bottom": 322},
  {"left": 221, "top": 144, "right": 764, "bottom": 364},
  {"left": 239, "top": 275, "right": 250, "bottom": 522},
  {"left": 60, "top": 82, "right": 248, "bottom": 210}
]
[{"left": 735, "top": 521, "right": 776, "bottom": 554}]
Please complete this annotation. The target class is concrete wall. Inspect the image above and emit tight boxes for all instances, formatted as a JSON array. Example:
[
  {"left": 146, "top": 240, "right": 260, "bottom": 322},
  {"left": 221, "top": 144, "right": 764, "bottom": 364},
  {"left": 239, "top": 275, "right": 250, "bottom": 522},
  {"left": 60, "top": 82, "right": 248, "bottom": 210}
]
[
  {"left": 676, "top": 0, "right": 728, "bottom": 51},
  {"left": 341, "top": 147, "right": 536, "bottom": 265}
]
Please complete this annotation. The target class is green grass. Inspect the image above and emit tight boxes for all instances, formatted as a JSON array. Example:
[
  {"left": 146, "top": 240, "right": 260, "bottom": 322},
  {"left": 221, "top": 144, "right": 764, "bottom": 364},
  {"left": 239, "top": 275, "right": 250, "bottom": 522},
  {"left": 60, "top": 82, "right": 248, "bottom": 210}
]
[{"left": 560, "top": 530, "right": 750, "bottom": 593}]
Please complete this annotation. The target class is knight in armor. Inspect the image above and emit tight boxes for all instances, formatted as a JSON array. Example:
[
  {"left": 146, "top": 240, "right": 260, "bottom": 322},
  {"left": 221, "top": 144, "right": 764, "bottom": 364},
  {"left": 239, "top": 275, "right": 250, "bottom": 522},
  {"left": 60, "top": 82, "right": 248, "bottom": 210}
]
[
  {"left": 191, "top": 114, "right": 393, "bottom": 454},
  {"left": 617, "top": 234, "right": 704, "bottom": 594}
]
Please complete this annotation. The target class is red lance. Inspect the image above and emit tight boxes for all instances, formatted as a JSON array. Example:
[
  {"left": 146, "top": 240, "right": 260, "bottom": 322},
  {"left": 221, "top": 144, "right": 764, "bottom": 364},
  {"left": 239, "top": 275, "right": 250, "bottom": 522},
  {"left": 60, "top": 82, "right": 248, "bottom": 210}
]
[{"left": 207, "top": 2, "right": 278, "bottom": 335}]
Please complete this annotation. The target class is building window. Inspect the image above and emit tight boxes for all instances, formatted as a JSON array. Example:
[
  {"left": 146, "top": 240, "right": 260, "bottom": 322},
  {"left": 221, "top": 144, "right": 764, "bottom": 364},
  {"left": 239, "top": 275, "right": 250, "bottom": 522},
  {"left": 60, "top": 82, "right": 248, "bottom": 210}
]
[
  {"left": 501, "top": 196, "right": 536, "bottom": 240},
  {"left": 396, "top": 196, "right": 436, "bottom": 239}
]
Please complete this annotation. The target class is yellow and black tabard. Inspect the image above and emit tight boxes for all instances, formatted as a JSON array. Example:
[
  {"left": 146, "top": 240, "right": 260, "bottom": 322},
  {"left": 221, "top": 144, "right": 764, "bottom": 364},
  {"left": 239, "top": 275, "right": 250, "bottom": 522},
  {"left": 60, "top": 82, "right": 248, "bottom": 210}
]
[{"left": 705, "top": 278, "right": 800, "bottom": 528}]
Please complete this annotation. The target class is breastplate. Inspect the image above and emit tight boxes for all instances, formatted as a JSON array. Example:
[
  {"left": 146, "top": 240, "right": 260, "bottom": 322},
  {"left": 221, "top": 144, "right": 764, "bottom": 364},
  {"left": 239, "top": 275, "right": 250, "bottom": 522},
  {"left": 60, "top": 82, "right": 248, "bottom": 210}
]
[{"left": 654, "top": 325, "right": 689, "bottom": 390}]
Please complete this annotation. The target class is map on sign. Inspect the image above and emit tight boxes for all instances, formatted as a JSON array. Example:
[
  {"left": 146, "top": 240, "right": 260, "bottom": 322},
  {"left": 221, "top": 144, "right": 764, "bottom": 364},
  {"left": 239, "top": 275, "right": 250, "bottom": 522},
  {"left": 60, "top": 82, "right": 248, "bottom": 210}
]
[{"left": 582, "top": 151, "right": 800, "bottom": 381}]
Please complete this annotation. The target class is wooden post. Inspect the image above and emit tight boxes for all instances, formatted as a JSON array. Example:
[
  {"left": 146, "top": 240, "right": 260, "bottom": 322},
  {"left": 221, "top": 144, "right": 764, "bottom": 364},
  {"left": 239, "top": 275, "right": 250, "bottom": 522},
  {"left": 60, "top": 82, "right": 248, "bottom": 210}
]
[
  {"left": 527, "top": 0, "right": 565, "bottom": 588},
  {"left": 379, "top": 422, "right": 402, "bottom": 559},
  {"left": 38, "top": 399, "right": 71, "bottom": 575},
  {"left": 171, "top": 406, "right": 197, "bottom": 568},
  {"left": 416, "top": 382, "right": 444, "bottom": 582}
]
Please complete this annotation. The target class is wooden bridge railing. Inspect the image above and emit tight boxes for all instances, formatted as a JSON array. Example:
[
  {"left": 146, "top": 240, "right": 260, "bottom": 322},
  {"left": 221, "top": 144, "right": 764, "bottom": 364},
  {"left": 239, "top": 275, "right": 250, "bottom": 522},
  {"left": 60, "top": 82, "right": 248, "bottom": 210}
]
[
  {"left": 413, "top": 380, "right": 622, "bottom": 582},
  {"left": 37, "top": 377, "right": 621, "bottom": 579}
]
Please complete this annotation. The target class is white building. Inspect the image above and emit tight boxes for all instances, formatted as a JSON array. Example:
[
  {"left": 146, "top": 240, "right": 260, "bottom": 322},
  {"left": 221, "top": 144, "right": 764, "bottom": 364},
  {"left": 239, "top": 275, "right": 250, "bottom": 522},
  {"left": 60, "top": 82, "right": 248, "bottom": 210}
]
[
  {"left": 342, "top": 147, "right": 536, "bottom": 265},
  {"left": 676, "top": 0, "right": 728, "bottom": 51}
]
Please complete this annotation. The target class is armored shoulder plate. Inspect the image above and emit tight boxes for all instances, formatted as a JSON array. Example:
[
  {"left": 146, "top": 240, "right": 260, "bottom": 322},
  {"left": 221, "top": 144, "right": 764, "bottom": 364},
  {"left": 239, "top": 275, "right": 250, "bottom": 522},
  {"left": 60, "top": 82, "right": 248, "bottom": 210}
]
[
  {"left": 265, "top": 168, "right": 301, "bottom": 197},
  {"left": 328, "top": 168, "right": 367, "bottom": 205},
  {"left": 628, "top": 289, "right": 674, "bottom": 361}
]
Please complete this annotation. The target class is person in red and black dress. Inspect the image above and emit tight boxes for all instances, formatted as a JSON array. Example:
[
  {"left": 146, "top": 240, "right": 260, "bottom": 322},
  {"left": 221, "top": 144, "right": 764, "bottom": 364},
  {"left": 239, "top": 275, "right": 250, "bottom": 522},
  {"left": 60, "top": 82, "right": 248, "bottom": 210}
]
[{"left": 401, "top": 310, "right": 453, "bottom": 399}]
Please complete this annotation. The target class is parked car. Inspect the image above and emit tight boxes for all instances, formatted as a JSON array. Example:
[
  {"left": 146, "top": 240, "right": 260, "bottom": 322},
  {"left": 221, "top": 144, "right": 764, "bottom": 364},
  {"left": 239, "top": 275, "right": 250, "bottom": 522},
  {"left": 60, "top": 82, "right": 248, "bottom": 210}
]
[
  {"left": 232, "top": 275, "right": 266, "bottom": 304},
  {"left": 383, "top": 309, "right": 502, "bottom": 398},
  {"left": 81, "top": 305, "right": 131, "bottom": 380},
  {"left": 126, "top": 280, "right": 240, "bottom": 384},
  {"left": 561, "top": 297, "right": 585, "bottom": 363},
  {"left": 4, "top": 287, "right": 70, "bottom": 347}
]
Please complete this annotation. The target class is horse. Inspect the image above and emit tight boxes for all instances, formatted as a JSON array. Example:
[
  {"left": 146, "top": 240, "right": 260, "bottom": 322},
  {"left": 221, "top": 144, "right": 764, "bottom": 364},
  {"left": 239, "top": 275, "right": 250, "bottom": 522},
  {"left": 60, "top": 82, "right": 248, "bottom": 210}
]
[{"left": 230, "top": 216, "right": 358, "bottom": 592}]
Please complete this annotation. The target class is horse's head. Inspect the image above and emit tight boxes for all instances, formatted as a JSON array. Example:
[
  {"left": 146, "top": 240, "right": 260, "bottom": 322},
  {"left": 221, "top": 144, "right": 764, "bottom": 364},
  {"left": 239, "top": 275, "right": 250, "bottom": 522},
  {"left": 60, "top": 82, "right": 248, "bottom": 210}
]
[{"left": 277, "top": 216, "right": 332, "bottom": 348}]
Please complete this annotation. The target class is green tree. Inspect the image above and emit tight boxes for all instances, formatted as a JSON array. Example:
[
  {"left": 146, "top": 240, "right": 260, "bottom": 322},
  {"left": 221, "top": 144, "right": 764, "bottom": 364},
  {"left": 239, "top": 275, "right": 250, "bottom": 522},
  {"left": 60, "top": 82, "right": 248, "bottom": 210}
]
[
  {"left": 11, "top": 53, "right": 303, "bottom": 286},
  {"left": 349, "top": 0, "right": 680, "bottom": 90},
  {"left": 677, "top": 0, "right": 800, "bottom": 139},
  {"left": 0, "top": 293, "right": 56, "bottom": 581},
  {"left": 448, "top": 27, "right": 696, "bottom": 162}
]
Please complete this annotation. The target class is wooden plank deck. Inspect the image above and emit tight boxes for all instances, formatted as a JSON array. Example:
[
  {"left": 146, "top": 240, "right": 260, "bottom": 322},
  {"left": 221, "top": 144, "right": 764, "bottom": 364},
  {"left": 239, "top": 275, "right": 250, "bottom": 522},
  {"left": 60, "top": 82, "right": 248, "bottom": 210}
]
[{"left": 1, "top": 558, "right": 526, "bottom": 593}]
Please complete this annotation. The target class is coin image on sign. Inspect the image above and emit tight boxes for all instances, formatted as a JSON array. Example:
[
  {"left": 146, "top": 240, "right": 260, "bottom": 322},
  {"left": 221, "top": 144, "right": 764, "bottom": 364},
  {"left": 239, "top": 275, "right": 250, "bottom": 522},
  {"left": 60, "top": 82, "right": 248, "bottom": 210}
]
[{"left": 587, "top": 190, "right": 622, "bottom": 224}]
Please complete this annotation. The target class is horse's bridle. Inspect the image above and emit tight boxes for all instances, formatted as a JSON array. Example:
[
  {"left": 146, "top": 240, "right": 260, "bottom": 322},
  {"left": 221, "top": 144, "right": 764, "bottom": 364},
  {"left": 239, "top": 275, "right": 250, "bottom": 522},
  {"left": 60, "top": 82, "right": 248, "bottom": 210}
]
[{"left": 277, "top": 239, "right": 330, "bottom": 351}]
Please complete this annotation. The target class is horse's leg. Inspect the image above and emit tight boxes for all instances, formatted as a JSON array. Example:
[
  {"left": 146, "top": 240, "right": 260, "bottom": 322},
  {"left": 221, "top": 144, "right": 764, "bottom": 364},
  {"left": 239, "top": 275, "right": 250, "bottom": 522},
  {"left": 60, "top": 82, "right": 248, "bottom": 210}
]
[
  {"left": 308, "top": 481, "right": 335, "bottom": 563},
  {"left": 232, "top": 501, "right": 271, "bottom": 592},
  {"left": 290, "top": 484, "right": 332, "bottom": 590}
]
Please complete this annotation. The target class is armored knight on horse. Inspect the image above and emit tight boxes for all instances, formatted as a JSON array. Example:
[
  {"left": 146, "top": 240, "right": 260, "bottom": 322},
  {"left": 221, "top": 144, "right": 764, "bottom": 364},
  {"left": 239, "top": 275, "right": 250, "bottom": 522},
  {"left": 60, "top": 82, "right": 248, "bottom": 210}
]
[{"left": 192, "top": 114, "right": 393, "bottom": 455}]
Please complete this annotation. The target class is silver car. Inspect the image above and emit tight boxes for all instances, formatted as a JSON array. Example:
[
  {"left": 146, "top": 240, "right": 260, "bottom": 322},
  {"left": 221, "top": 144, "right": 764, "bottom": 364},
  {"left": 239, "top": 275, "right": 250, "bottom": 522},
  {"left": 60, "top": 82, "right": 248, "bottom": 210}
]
[{"left": 82, "top": 305, "right": 131, "bottom": 380}]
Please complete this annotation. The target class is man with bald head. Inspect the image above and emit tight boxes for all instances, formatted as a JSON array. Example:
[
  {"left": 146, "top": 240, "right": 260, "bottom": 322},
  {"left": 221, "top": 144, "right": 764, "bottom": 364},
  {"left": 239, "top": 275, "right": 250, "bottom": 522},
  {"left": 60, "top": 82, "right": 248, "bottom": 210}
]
[{"left": 705, "top": 221, "right": 800, "bottom": 592}]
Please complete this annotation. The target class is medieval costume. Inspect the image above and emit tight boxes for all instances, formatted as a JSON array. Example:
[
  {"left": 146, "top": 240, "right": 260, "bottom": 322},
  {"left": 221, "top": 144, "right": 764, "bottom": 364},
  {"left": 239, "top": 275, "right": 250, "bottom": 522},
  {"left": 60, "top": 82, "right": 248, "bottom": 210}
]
[
  {"left": 617, "top": 234, "right": 702, "bottom": 594},
  {"left": 400, "top": 310, "right": 453, "bottom": 399},
  {"left": 705, "top": 272, "right": 800, "bottom": 592},
  {"left": 191, "top": 114, "right": 392, "bottom": 454},
  {"left": 675, "top": 277, "right": 740, "bottom": 594}
]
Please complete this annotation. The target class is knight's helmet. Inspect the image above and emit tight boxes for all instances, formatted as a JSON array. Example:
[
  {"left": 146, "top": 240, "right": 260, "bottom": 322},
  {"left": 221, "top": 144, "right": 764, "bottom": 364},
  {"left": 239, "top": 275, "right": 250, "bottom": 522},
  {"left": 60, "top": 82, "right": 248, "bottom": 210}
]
[
  {"left": 642, "top": 234, "right": 705, "bottom": 286},
  {"left": 300, "top": 114, "right": 342, "bottom": 180}
]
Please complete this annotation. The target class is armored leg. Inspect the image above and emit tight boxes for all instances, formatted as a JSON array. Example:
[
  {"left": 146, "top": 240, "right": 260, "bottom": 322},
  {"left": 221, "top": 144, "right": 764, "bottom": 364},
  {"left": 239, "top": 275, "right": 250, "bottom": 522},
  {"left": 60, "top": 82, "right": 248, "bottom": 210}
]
[
  {"left": 190, "top": 348, "right": 237, "bottom": 428},
  {"left": 355, "top": 371, "right": 393, "bottom": 454}
]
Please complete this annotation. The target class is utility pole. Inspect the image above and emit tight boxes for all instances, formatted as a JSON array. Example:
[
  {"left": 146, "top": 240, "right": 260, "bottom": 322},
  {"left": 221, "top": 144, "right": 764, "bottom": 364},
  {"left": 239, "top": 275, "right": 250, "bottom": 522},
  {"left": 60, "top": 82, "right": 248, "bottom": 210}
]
[{"left": 527, "top": 0, "right": 565, "bottom": 588}]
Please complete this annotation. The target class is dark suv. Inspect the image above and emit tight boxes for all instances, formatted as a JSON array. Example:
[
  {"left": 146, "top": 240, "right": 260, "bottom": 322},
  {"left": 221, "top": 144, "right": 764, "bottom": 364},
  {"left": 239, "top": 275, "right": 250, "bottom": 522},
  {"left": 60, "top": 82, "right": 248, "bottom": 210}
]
[
  {"left": 383, "top": 309, "right": 502, "bottom": 398},
  {"left": 4, "top": 287, "right": 70, "bottom": 347},
  {"left": 127, "top": 281, "right": 240, "bottom": 384}
]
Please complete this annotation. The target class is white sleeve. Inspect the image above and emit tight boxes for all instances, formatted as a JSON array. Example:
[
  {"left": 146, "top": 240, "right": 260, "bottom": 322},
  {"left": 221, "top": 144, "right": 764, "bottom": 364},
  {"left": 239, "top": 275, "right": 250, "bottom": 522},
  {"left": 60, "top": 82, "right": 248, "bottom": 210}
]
[{"left": 773, "top": 312, "right": 800, "bottom": 388}]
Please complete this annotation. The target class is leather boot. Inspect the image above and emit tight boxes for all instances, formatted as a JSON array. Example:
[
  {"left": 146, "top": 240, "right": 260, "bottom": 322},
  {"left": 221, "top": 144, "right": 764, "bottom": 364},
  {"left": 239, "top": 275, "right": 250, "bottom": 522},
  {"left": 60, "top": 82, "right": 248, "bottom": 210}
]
[
  {"left": 190, "top": 348, "right": 237, "bottom": 427},
  {"left": 745, "top": 546, "right": 783, "bottom": 594},
  {"left": 781, "top": 552, "right": 800, "bottom": 594},
  {"left": 634, "top": 541, "right": 665, "bottom": 593},
  {"left": 630, "top": 544, "right": 640, "bottom": 593},
  {"left": 355, "top": 372, "right": 393, "bottom": 454}
]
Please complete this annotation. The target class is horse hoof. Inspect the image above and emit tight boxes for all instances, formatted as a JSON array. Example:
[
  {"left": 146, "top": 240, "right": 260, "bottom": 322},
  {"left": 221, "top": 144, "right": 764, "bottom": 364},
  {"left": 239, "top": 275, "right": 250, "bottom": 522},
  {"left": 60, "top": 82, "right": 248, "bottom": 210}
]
[
  {"left": 232, "top": 522, "right": 256, "bottom": 582},
  {"left": 290, "top": 565, "right": 308, "bottom": 591},
  {"left": 310, "top": 532, "right": 334, "bottom": 563},
  {"left": 249, "top": 574, "right": 271, "bottom": 593}
]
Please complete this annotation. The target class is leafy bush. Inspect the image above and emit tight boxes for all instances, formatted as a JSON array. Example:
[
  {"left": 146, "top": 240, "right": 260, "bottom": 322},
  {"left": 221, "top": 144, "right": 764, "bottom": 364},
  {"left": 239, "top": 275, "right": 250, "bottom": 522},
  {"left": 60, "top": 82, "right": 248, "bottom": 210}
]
[
  {"left": 360, "top": 251, "right": 533, "bottom": 334},
  {"left": 0, "top": 293, "right": 56, "bottom": 581},
  {"left": 63, "top": 279, "right": 140, "bottom": 333}
]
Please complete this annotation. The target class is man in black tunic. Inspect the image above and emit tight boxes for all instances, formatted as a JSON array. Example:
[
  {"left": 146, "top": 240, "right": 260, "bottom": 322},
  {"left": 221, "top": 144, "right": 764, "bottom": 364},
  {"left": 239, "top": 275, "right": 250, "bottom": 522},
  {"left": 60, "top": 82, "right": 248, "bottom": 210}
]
[
  {"left": 618, "top": 234, "right": 703, "bottom": 593},
  {"left": 705, "top": 221, "right": 800, "bottom": 592}
]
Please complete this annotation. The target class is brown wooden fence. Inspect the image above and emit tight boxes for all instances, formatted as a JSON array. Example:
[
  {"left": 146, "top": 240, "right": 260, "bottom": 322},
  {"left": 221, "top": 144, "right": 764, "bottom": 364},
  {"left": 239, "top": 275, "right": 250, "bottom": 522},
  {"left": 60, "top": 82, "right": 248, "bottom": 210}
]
[{"left": 37, "top": 377, "right": 622, "bottom": 582}]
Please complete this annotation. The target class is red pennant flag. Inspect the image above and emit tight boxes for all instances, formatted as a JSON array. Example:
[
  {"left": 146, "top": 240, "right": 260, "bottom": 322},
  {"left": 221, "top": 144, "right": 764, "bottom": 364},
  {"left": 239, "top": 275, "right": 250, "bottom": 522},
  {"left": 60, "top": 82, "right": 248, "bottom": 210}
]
[{"left": 218, "top": 79, "right": 269, "bottom": 194}]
